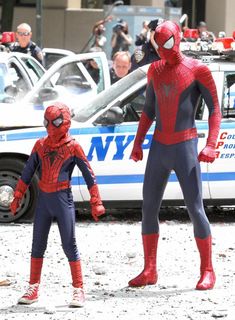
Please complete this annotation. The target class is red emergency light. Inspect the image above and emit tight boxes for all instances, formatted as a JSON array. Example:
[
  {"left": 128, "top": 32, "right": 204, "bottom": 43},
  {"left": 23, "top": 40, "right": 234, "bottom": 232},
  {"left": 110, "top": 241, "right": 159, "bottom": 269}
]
[
  {"left": 183, "top": 29, "right": 199, "bottom": 40},
  {"left": 215, "top": 37, "right": 234, "bottom": 49},
  {"left": 1, "top": 32, "right": 15, "bottom": 44}
]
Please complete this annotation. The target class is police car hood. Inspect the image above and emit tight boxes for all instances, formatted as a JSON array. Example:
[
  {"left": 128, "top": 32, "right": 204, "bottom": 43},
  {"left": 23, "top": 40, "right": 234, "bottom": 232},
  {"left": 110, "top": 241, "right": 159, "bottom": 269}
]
[{"left": 0, "top": 101, "right": 45, "bottom": 129}]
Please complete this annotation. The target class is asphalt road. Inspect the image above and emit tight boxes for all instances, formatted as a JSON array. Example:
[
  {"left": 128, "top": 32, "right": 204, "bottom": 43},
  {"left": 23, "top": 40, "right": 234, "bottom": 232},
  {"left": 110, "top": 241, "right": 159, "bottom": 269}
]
[{"left": 0, "top": 207, "right": 234, "bottom": 320}]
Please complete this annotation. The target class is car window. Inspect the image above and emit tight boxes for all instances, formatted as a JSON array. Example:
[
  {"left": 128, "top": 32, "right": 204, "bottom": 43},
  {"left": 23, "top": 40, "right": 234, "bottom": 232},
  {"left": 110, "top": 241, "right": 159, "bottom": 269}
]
[
  {"left": 119, "top": 86, "right": 146, "bottom": 122},
  {"left": 84, "top": 57, "right": 104, "bottom": 93},
  {"left": 73, "top": 67, "right": 147, "bottom": 122},
  {"left": 0, "top": 63, "right": 8, "bottom": 101},
  {"left": 52, "top": 61, "right": 95, "bottom": 95},
  {"left": 222, "top": 72, "right": 235, "bottom": 118},
  {"left": 21, "top": 56, "right": 45, "bottom": 84},
  {"left": 43, "top": 53, "right": 67, "bottom": 70},
  {"left": 8, "top": 62, "right": 31, "bottom": 99}
]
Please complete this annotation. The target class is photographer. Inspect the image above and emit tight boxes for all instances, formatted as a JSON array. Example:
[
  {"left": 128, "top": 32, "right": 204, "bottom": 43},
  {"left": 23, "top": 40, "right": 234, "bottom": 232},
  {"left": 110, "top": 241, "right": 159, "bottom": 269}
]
[
  {"left": 91, "top": 15, "right": 113, "bottom": 50},
  {"left": 111, "top": 19, "right": 132, "bottom": 59}
]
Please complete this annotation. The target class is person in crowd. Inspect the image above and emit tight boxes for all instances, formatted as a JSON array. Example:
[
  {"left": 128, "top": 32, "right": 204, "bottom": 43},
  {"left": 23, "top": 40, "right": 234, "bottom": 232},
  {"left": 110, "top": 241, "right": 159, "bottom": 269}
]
[
  {"left": 128, "top": 20, "right": 221, "bottom": 291},
  {"left": 197, "top": 21, "right": 216, "bottom": 42},
  {"left": 9, "top": 23, "right": 43, "bottom": 64},
  {"left": 218, "top": 31, "right": 226, "bottom": 38},
  {"left": 91, "top": 15, "right": 113, "bottom": 50},
  {"left": 134, "top": 21, "right": 150, "bottom": 47},
  {"left": 109, "top": 51, "right": 131, "bottom": 84},
  {"left": 0, "top": 279, "right": 11, "bottom": 286},
  {"left": 130, "top": 19, "right": 161, "bottom": 71},
  {"left": 10, "top": 102, "right": 105, "bottom": 307},
  {"left": 111, "top": 19, "right": 133, "bottom": 59}
]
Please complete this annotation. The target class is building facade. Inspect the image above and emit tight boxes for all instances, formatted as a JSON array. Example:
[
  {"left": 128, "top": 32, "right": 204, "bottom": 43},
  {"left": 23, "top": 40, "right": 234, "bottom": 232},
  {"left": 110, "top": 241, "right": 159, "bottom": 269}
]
[{"left": 0, "top": 0, "right": 234, "bottom": 53}]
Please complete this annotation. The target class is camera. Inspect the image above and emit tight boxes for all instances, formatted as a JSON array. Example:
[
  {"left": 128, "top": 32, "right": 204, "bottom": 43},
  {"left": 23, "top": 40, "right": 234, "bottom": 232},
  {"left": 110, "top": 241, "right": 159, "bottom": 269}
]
[{"left": 113, "top": 23, "right": 124, "bottom": 33}]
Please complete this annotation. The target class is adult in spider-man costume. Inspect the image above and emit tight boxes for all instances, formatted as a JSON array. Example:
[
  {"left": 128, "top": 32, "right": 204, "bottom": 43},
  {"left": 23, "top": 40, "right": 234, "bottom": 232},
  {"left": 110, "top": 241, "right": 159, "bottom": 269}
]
[
  {"left": 128, "top": 21, "right": 221, "bottom": 290},
  {"left": 10, "top": 102, "right": 105, "bottom": 307}
]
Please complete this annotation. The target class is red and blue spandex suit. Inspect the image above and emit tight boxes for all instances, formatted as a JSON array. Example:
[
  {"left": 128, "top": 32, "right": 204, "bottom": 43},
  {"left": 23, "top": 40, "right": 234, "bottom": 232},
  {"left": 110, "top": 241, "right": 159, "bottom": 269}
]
[
  {"left": 129, "top": 21, "right": 221, "bottom": 290},
  {"left": 10, "top": 103, "right": 104, "bottom": 293},
  {"left": 20, "top": 137, "right": 97, "bottom": 260}
]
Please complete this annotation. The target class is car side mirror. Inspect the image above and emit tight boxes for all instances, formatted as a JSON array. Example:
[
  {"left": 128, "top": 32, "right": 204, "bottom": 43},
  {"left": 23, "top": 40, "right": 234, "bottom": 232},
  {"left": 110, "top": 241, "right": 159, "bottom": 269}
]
[
  {"left": 4, "top": 84, "right": 18, "bottom": 97},
  {"left": 38, "top": 87, "right": 59, "bottom": 102},
  {"left": 94, "top": 106, "right": 124, "bottom": 125},
  {"left": 60, "top": 75, "right": 91, "bottom": 89}
]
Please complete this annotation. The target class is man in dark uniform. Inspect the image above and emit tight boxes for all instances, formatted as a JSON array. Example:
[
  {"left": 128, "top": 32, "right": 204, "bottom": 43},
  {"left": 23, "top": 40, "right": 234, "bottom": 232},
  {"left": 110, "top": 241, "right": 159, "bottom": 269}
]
[
  {"left": 110, "top": 51, "right": 131, "bottom": 84},
  {"left": 130, "top": 19, "right": 161, "bottom": 72},
  {"left": 10, "top": 23, "right": 43, "bottom": 64}
]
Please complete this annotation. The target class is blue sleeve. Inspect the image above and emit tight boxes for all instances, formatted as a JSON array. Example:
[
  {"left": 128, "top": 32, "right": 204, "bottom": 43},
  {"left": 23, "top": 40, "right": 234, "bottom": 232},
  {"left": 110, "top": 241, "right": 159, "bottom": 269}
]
[
  {"left": 143, "top": 80, "right": 156, "bottom": 120},
  {"left": 21, "top": 151, "right": 40, "bottom": 185},
  {"left": 74, "top": 143, "right": 96, "bottom": 190}
]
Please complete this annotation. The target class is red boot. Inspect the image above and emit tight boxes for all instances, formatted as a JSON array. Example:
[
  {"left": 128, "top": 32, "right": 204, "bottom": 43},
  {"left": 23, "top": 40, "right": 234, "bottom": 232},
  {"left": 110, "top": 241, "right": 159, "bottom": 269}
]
[
  {"left": 128, "top": 233, "right": 159, "bottom": 287},
  {"left": 18, "top": 257, "right": 43, "bottom": 304},
  {"left": 69, "top": 260, "right": 85, "bottom": 307},
  {"left": 195, "top": 236, "right": 216, "bottom": 290}
]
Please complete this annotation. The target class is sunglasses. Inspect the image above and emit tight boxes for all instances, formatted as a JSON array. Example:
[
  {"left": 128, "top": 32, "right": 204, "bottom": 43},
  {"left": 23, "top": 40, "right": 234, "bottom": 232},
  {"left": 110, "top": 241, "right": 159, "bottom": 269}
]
[{"left": 17, "top": 31, "right": 31, "bottom": 36}]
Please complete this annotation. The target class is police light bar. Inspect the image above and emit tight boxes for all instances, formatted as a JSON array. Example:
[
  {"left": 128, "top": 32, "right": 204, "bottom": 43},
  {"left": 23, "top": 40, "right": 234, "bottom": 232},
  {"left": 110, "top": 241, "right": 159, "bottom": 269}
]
[{"left": 180, "top": 36, "right": 235, "bottom": 60}]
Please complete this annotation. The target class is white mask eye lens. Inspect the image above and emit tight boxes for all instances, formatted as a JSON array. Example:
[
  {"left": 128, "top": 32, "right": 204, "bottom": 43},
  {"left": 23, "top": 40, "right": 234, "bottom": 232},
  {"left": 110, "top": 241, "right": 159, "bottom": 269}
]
[
  {"left": 52, "top": 117, "right": 63, "bottom": 127},
  {"left": 163, "top": 36, "right": 174, "bottom": 49}
]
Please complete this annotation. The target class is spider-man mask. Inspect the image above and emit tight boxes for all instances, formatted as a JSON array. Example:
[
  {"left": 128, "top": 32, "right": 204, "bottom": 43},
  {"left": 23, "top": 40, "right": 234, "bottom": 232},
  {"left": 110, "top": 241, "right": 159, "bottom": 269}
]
[
  {"left": 152, "top": 20, "right": 182, "bottom": 65},
  {"left": 44, "top": 102, "right": 71, "bottom": 143}
]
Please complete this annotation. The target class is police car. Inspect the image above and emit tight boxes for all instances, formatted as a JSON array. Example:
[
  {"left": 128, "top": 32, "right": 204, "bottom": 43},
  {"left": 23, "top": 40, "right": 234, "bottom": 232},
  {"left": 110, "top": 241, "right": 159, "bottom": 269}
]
[
  {"left": 0, "top": 51, "right": 45, "bottom": 103},
  {"left": 0, "top": 51, "right": 110, "bottom": 128},
  {"left": 0, "top": 53, "right": 235, "bottom": 223},
  {"left": 42, "top": 48, "right": 75, "bottom": 69}
]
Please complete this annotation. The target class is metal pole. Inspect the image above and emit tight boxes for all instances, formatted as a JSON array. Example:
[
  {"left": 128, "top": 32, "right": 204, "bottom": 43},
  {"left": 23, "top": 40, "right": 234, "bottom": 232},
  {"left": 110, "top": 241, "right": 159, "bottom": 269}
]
[
  {"left": 192, "top": 0, "right": 196, "bottom": 28},
  {"left": 36, "top": 0, "right": 43, "bottom": 48}
]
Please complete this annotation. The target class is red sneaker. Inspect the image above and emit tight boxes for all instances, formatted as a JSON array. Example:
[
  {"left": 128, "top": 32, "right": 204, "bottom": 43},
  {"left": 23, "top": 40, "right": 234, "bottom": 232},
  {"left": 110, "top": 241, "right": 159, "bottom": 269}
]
[
  {"left": 69, "top": 287, "right": 85, "bottom": 307},
  {"left": 18, "top": 283, "right": 39, "bottom": 304}
]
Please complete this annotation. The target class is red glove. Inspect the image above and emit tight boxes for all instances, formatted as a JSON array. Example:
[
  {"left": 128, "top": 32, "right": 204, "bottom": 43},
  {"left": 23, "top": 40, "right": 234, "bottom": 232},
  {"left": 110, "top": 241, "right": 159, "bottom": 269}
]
[
  {"left": 10, "top": 198, "right": 21, "bottom": 215},
  {"left": 198, "top": 145, "right": 216, "bottom": 163},
  {"left": 10, "top": 179, "right": 28, "bottom": 215},
  {"left": 131, "top": 143, "right": 143, "bottom": 162},
  {"left": 130, "top": 112, "right": 153, "bottom": 162},
  {"left": 89, "top": 184, "right": 105, "bottom": 221},
  {"left": 198, "top": 112, "right": 221, "bottom": 163}
]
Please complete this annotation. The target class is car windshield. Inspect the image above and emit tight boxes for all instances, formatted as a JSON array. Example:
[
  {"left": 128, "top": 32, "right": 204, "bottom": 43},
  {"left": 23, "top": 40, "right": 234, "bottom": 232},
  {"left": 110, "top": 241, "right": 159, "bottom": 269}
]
[{"left": 72, "top": 66, "right": 147, "bottom": 123}]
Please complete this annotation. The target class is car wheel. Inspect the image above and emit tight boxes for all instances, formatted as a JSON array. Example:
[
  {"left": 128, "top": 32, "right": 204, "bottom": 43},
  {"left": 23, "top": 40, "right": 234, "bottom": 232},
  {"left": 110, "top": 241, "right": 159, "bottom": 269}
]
[{"left": 0, "top": 158, "right": 38, "bottom": 223}]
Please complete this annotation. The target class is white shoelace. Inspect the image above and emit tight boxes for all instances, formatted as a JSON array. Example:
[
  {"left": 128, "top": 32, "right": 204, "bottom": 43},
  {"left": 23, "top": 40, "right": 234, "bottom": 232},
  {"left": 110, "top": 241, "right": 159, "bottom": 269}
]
[
  {"left": 72, "top": 288, "right": 84, "bottom": 301},
  {"left": 23, "top": 283, "right": 39, "bottom": 297}
]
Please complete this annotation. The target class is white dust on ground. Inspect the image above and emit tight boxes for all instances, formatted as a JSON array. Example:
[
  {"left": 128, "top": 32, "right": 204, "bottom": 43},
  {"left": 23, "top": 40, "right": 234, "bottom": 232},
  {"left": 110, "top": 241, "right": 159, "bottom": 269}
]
[{"left": 0, "top": 218, "right": 234, "bottom": 320}]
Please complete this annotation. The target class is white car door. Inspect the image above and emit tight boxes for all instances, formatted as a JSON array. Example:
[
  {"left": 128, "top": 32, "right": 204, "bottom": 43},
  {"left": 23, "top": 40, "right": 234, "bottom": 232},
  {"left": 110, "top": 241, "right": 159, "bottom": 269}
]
[
  {"left": 21, "top": 51, "right": 110, "bottom": 112},
  {"left": 73, "top": 77, "right": 146, "bottom": 202},
  {"left": 208, "top": 69, "right": 235, "bottom": 201}
]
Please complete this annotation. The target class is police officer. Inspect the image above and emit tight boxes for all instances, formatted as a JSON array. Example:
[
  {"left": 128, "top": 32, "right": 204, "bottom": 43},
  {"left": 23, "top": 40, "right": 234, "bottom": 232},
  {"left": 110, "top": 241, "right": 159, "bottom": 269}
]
[
  {"left": 10, "top": 23, "right": 43, "bottom": 64},
  {"left": 110, "top": 51, "right": 131, "bottom": 84},
  {"left": 130, "top": 19, "right": 162, "bottom": 72}
]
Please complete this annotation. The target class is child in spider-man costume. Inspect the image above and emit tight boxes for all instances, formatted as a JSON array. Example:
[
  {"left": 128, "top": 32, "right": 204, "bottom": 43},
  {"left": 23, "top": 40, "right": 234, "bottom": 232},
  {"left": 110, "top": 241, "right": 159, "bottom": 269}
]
[
  {"left": 129, "top": 21, "right": 221, "bottom": 290},
  {"left": 10, "top": 102, "right": 105, "bottom": 307}
]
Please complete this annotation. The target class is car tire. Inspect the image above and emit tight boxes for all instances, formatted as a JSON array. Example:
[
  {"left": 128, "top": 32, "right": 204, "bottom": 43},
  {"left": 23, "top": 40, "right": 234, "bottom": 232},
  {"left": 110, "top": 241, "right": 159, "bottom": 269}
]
[{"left": 0, "top": 158, "right": 38, "bottom": 223}]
